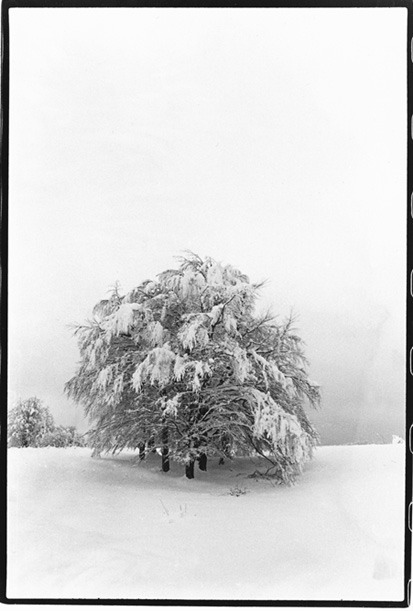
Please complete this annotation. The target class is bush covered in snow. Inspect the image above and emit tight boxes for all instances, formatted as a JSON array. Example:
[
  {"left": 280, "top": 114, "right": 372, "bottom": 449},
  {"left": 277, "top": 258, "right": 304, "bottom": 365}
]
[
  {"left": 8, "top": 397, "right": 55, "bottom": 448},
  {"left": 66, "top": 253, "right": 320, "bottom": 482},
  {"left": 8, "top": 397, "right": 84, "bottom": 448},
  {"left": 38, "top": 425, "right": 85, "bottom": 448}
]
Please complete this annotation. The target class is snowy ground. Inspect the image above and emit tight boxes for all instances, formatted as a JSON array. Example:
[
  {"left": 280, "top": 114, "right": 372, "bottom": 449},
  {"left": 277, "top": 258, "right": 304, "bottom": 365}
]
[{"left": 7, "top": 444, "right": 405, "bottom": 602}]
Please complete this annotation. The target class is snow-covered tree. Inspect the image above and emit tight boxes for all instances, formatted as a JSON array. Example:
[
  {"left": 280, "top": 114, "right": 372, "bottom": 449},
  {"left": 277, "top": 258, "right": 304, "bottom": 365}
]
[
  {"left": 65, "top": 253, "right": 320, "bottom": 482},
  {"left": 8, "top": 397, "right": 55, "bottom": 448}
]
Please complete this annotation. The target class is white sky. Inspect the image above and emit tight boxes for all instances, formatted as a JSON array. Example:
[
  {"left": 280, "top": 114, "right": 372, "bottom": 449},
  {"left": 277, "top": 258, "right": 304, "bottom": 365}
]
[{"left": 8, "top": 7, "right": 406, "bottom": 442}]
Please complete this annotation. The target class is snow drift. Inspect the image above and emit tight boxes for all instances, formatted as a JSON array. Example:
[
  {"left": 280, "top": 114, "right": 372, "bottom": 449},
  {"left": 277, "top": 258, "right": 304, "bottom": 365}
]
[{"left": 7, "top": 444, "right": 405, "bottom": 601}]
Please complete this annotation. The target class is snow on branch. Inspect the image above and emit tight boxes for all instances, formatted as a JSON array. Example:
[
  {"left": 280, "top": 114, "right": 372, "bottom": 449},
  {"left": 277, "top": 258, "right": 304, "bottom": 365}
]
[
  {"left": 178, "top": 315, "right": 209, "bottom": 352},
  {"left": 102, "top": 303, "right": 143, "bottom": 337},
  {"left": 132, "top": 343, "right": 176, "bottom": 392},
  {"left": 245, "top": 388, "right": 314, "bottom": 475}
]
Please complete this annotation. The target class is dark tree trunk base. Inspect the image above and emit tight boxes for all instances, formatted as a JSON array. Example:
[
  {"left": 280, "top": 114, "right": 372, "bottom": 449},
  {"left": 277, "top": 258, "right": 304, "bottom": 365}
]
[
  {"left": 198, "top": 453, "right": 207, "bottom": 471},
  {"left": 161, "top": 427, "right": 170, "bottom": 472},
  {"left": 185, "top": 460, "right": 195, "bottom": 479},
  {"left": 161, "top": 448, "right": 170, "bottom": 472},
  {"left": 138, "top": 443, "right": 146, "bottom": 461}
]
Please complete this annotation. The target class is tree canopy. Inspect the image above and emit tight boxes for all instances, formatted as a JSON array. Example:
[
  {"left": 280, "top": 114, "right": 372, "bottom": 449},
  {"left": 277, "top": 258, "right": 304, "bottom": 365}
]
[{"left": 65, "top": 253, "right": 320, "bottom": 482}]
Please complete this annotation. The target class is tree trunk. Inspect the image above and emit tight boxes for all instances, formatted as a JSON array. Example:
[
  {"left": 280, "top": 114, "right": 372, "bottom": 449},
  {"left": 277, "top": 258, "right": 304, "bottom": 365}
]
[
  {"left": 198, "top": 453, "right": 207, "bottom": 471},
  {"left": 161, "top": 427, "right": 170, "bottom": 472},
  {"left": 138, "top": 442, "right": 146, "bottom": 461},
  {"left": 185, "top": 459, "right": 195, "bottom": 479}
]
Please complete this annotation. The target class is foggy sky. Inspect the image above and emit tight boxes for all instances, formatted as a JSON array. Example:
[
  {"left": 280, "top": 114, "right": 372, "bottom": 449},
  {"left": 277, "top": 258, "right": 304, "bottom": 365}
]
[{"left": 8, "top": 7, "right": 406, "bottom": 443}]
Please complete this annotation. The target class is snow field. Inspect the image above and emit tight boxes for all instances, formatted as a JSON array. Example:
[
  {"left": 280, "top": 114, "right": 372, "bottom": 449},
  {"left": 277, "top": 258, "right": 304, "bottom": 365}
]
[{"left": 7, "top": 444, "right": 405, "bottom": 601}]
